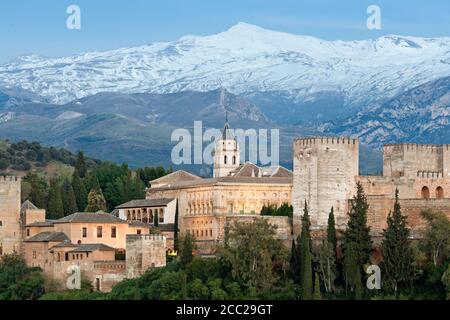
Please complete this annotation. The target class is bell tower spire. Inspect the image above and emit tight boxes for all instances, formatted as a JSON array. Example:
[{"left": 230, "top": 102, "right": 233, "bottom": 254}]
[{"left": 213, "top": 116, "right": 240, "bottom": 178}]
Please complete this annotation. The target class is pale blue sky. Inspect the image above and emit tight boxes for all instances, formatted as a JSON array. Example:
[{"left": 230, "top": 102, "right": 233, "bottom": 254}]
[{"left": 0, "top": 0, "right": 449, "bottom": 63}]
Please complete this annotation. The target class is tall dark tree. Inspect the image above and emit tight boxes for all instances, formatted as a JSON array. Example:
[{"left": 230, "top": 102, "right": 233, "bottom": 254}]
[
  {"left": 290, "top": 238, "right": 300, "bottom": 284},
  {"left": 174, "top": 201, "right": 180, "bottom": 250},
  {"left": 85, "top": 188, "right": 107, "bottom": 212},
  {"left": 23, "top": 172, "right": 48, "bottom": 209},
  {"left": 72, "top": 172, "right": 87, "bottom": 212},
  {"left": 61, "top": 179, "right": 78, "bottom": 215},
  {"left": 299, "top": 201, "right": 313, "bottom": 299},
  {"left": 179, "top": 233, "right": 195, "bottom": 267},
  {"left": 381, "top": 189, "right": 414, "bottom": 295},
  {"left": 75, "top": 151, "right": 87, "bottom": 178},
  {"left": 327, "top": 207, "right": 337, "bottom": 256},
  {"left": 343, "top": 182, "right": 372, "bottom": 267},
  {"left": 46, "top": 179, "right": 64, "bottom": 219}
]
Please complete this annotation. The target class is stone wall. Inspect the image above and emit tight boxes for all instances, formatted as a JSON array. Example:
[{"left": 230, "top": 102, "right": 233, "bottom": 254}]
[
  {"left": 126, "top": 234, "right": 166, "bottom": 278},
  {"left": 0, "top": 176, "right": 22, "bottom": 255},
  {"left": 293, "top": 137, "right": 359, "bottom": 233}
]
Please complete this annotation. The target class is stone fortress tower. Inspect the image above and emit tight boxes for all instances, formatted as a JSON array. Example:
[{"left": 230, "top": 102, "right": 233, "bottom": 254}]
[
  {"left": 213, "top": 117, "right": 240, "bottom": 178},
  {"left": 0, "top": 176, "right": 22, "bottom": 255},
  {"left": 293, "top": 137, "right": 359, "bottom": 232}
]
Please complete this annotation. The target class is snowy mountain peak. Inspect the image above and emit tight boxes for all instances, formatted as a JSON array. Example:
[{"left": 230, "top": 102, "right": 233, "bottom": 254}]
[{"left": 0, "top": 23, "right": 450, "bottom": 105}]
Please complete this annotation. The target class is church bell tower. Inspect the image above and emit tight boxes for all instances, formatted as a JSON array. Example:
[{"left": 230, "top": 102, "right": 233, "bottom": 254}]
[{"left": 213, "top": 116, "right": 240, "bottom": 178}]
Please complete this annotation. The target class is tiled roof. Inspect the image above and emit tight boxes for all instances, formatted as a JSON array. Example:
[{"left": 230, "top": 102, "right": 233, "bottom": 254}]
[
  {"left": 149, "top": 170, "right": 202, "bottom": 186},
  {"left": 26, "top": 220, "right": 55, "bottom": 227},
  {"left": 50, "top": 241, "right": 78, "bottom": 249},
  {"left": 25, "top": 232, "right": 69, "bottom": 242},
  {"left": 158, "top": 223, "right": 176, "bottom": 232},
  {"left": 69, "top": 244, "right": 115, "bottom": 253},
  {"left": 116, "top": 198, "right": 174, "bottom": 209},
  {"left": 21, "top": 200, "right": 38, "bottom": 211},
  {"left": 54, "top": 212, "right": 127, "bottom": 224}
]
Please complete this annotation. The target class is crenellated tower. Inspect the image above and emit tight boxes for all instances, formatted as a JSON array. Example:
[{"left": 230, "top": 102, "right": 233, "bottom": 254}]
[
  {"left": 293, "top": 137, "right": 359, "bottom": 234},
  {"left": 0, "top": 176, "right": 22, "bottom": 255}
]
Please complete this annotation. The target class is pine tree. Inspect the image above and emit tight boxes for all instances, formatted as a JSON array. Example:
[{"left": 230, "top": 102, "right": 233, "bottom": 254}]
[
  {"left": 174, "top": 201, "right": 180, "bottom": 250},
  {"left": 290, "top": 238, "right": 300, "bottom": 284},
  {"left": 61, "top": 179, "right": 78, "bottom": 215},
  {"left": 343, "top": 182, "right": 372, "bottom": 267},
  {"left": 75, "top": 151, "right": 87, "bottom": 178},
  {"left": 46, "top": 179, "right": 64, "bottom": 219},
  {"left": 72, "top": 172, "right": 87, "bottom": 211},
  {"left": 327, "top": 207, "right": 337, "bottom": 257},
  {"left": 85, "top": 188, "right": 107, "bottom": 212},
  {"left": 381, "top": 189, "right": 414, "bottom": 295},
  {"left": 300, "top": 201, "right": 313, "bottom": 299},
  {"left": 313, "top": 273, "right": 322, "bottom": 300},
  {"left": 23, "top": 173, "right": 48, "bottom": 209},
  {"left": 180, "top": 233, "right": 195, "bottom": 267}
]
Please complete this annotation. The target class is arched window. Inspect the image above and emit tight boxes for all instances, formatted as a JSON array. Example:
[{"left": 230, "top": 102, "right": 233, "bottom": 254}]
[
  {"left": 421, "top": 186, "right": 430, "bottom": 199},
  {"left": 436, "top": 186, "right": 444, "bottom": 199},
  {"left": 149, "top": 210, "right": 154, "bottom": 223},
  {"left": 224, "top": 155, "right": 228, "bottom": 164},
  {"left": 232, "top": 155, "right": 236, "bottom": 165}
]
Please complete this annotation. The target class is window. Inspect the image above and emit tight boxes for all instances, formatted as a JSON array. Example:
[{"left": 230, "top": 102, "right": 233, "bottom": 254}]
[
  {"left": 32, "top": 251, "right": 36, "bottom": 259},
  {"left": 436, "top": 187, "right": 444, "bottom": 199},
  {"left": 224, "top": 155, "right": 228, "bottom": 164},
  {"left": 232, "top": 155, "right": 236, "bottom": 165},
  {"left": 111, "top": 226, "right": 117, "bottom": 238},
  {"left": 97, "top": 226, "right": 103, "bottom": 238},
  {"left": 159, "top": 210, "right": 164, "bottom": 223},
  {"left": 27, "top": 229, "right": 30, "bottom": 237},
  {"left": 0, "top": 220, "right": 2, "bottom": 226},
  {"left": 421, "top": 186, "right": 430, "bottom": 199},
  {"left": 137, "top": 229, "right": 142, "bottom": 235},
  {"left": 0, "top": 245, "right": 2, "bottom": 256},
  {"left": 82, "top": 227, "right": 87, "bottom": 238}
]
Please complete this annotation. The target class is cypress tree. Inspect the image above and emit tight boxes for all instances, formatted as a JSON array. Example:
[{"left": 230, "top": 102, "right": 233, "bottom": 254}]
[
  {"left": 47, "top": 179, "right": 64, "bottom": 219},
  {"left": 174, "top": 201, "right": 180, "bottom": 250},
  {"left": 300, "top": 201, "right": 313, "bottom": 299},
  {"left": 61, "top": 179, "right": 78, "bottom": 215},
  {"left": 327, "top": 206, "right": 337, "bottom": 256},
  {"left": 72, "top": 171, "right": 87, "bottom": 211},
  {"left": 343, "top": 182, "right": 372, "bottom": 267},
  {"left": 85, "top": 188, "right": 107, "bottom": 212},
  {"left": 381, "top": 189, "right": 414, "bottom": 295},
  {"left": 290, "top": 238, "right": 299, "bottom": 284},
  {"left": 313, "top": 273, "right": 322, "bottom": 300},
  {"left": 75, "top": 151, "right": 87, "bottom": 178}
]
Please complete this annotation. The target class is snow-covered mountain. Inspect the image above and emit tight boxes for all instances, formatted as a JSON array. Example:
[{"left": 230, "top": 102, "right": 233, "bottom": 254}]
[
  {"left": 320, "top": 76, "right": 450, "bottom": 147},
  {"left": 1, "top": 22, "right": 450, "bottom": 107}
]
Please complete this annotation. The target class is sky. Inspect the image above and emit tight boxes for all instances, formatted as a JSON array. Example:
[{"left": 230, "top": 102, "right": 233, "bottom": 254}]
[{"left": 0, "top": 0, "right": 449, "bottom": 63}]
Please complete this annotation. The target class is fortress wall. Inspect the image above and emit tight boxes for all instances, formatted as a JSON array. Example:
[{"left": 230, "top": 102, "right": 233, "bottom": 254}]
[
  {"left": 383, "top": 144, "right": 450, "bottom": 178},
  {"left": 293, "top": 137, "right": 359, "bottom": 233},
  {"left": 0, "top": 176, "right": 22, "bottom": 255},
  {"left": 126, "top": 234, "right": 166, "bottom": 279}
]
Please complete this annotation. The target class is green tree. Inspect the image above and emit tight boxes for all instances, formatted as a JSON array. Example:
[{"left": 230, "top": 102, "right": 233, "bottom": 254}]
[
  {"left": 46, "top": 179, "right": 64, "bottom": 219},
  {"left": 343, "top": 182, "right": 372, "bottom": 272},
  {"left": 316, "top": 239, "right": 336, "bottom": 294},
  {"left": 85, "top": 188, "right": 107, "bottom": 212},
  {"left": 299, "top": 201, "right": 312, "bottom": 298},
  {"left": 0, "top": 254, "right": 45, "bottom": 300},
  {"left": 313, "top": 273, "right": 322, "bottom": 300},
  {"left": 179, "top": 233, "right": 195, "bottom": 267},
  {"left": 174, "top": 202, "right": 180, "bottom": 250},
  {"left": 75, "top": 151, "right": 87, "bottom": 178},
  {"left": 219, "top": 219, "right": 287, "bottom": 294},
  {"left": 61, "top": 179, "right": 78, "bottom": 215},
  {"left": 381, "top": 189, "right": 414, "bottom": 295},
  {"left": 72, "top": 171, "right": 87, "bottom": 211},
  {"left": 420, "top": 210, "right": 450, "bottom": 266},
  {"left": 327, "top": 207, "right": 337, "bottom": 256},
  {"left": 343, "top": 242, "right": 363, "bottom": 299},
  {"left": 23, "top": 172, "right": 48, "bottom": 209},
  {"left": 442, "top": 265, "right": 450, "bottom": 300}
]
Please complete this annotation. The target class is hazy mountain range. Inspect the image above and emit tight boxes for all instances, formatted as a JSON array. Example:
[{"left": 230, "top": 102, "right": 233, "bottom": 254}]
[{"left": 1, "top": 23, "right": 449, "bottom": 173}]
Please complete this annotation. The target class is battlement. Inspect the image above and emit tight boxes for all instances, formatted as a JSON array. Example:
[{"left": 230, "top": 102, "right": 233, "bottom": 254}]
[
  {"left": 294, "top": 136, "right": 358, "bottom": 147},
  {"left": 126, "top": 234, "right": 166, "bottom": 242},
  {"left": 383, "top": 143, "right": 450, "bottom": 153},
  {"left": 417, "top": 171, "right": 444, "bottom": 179},
  {"left": 0, "top": 176, "right": 21, "bottom": 183}
]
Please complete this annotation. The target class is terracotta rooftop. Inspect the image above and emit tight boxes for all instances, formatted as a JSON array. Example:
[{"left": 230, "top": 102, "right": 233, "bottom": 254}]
[
  {"left": 26, "top": 220, "right": 55, "bottom": 227},
  {"left": 25, "top": 231, "right": 69, "bottom": 243},
  {"left": 54, "top": 212, "right": 127, "bottom": 224},
  {"left": 149, "top": 170, "right": 202, "bottom": 186},
  {"left": 69, "top": 243, "right": 115, "bottom": 253}
]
